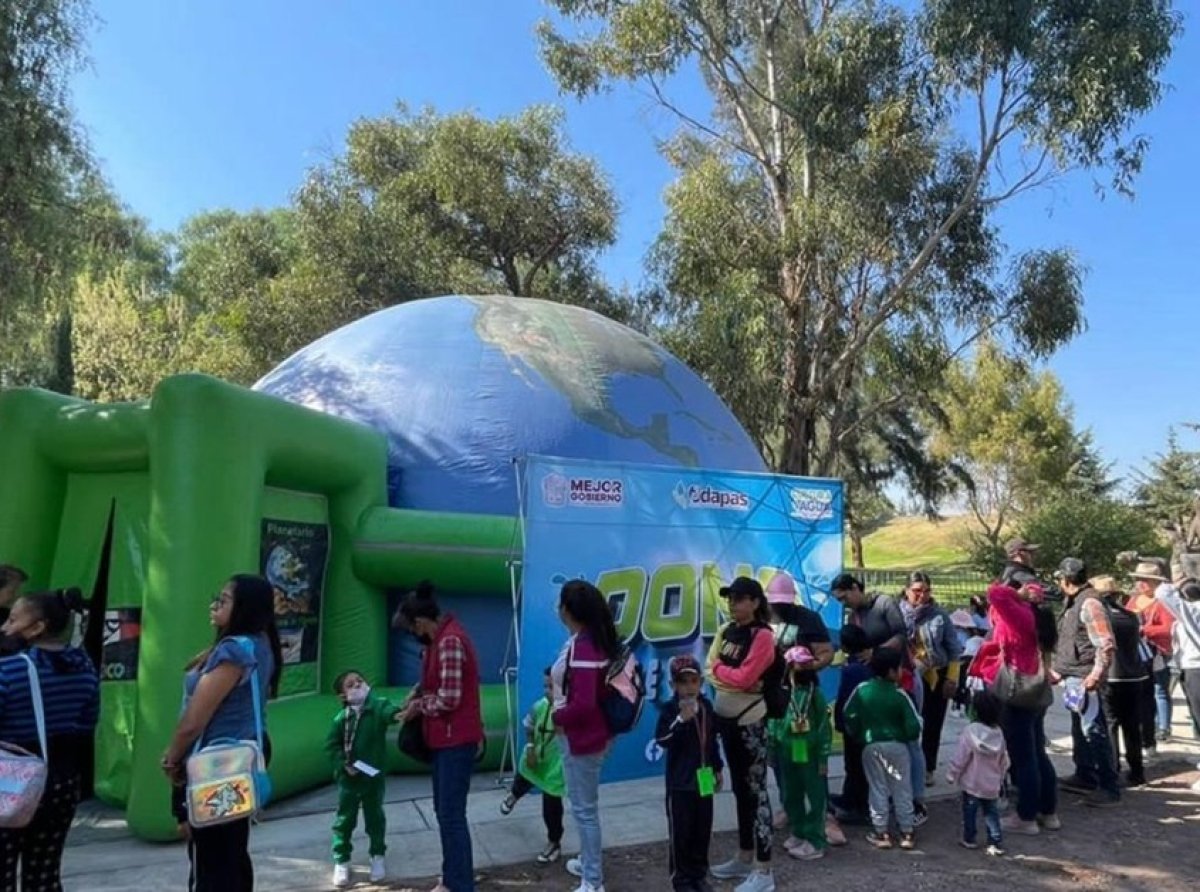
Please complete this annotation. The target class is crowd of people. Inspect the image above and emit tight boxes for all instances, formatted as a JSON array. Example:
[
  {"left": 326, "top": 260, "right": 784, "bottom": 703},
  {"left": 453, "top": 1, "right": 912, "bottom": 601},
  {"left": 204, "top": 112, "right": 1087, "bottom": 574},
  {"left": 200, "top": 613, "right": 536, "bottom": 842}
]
[{"left": 1, "top": 538, "right": 1199, "bottom": 892}]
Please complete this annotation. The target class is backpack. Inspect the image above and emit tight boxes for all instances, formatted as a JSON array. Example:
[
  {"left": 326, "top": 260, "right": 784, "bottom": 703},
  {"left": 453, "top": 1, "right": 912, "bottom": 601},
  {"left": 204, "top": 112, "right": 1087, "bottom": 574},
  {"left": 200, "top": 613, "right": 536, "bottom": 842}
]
[
  {"left": 753, "top": 627, "right": 790, "bottom": 720},
  {"left": 760, "top": 652, "right": 790, "bottom": 719},
  {"left": 600, "top": 645, "right": 646, "bottom": 734}
]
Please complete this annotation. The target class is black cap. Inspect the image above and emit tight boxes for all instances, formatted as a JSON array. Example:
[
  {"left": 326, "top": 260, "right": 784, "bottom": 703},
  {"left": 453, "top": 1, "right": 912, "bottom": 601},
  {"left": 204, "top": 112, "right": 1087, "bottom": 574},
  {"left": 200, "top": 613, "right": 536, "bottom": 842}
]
[
  {"left": 719, "top": 576, "right": 765, "bottom": 601},
  {"left": 1055, "top": 557, "right": 1087, "bottom": 584}
]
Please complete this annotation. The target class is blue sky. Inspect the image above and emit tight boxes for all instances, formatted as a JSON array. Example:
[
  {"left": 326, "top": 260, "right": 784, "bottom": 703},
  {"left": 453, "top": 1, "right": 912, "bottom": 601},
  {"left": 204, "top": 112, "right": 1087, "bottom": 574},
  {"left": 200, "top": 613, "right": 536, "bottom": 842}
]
[{"left": 72, "top": 0, "right": 1199, "bottom": 482}]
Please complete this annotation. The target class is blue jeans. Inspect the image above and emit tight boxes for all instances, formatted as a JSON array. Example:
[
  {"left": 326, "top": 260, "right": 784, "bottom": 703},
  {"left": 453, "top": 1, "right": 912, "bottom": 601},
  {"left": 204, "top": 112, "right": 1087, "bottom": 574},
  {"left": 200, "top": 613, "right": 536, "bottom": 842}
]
[
  {"left": 431, "top": 744, "right": 476, "bottom": 892},
  {"left": 1070, "top": 700, "right": 1119, "bottom": 797},
  {"left": 564, "top": 749, "right": 606, "bottom": 887},
  {"left": 1001, "top": 705, "right": 1057, "bottom": 821},
  {"left": 1153, "top": 667, "right": 1173, "bottom": 734},
  {"left": 961, "top": 793, "right": 1001, "bottom": 846}
]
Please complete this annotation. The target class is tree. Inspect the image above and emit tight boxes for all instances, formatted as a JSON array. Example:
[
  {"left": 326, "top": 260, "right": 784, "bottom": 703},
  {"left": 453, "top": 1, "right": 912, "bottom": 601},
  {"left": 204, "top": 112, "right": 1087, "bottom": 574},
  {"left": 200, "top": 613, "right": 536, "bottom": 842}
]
[
  {"left": 1132, "top": 430, "right": 1200, "bottom": 561},
  {"left": 539, "top": 0, "right": 1179, "bottom": 488},
  {"left": 1013, "top": 492, "right": 1163, "bottom": 579},
  {"left": 931, "top": 340, "right": 1078, "bottom": 551},
  {"left": 0, "top": 0, "right": 93, "bottom": 385}
]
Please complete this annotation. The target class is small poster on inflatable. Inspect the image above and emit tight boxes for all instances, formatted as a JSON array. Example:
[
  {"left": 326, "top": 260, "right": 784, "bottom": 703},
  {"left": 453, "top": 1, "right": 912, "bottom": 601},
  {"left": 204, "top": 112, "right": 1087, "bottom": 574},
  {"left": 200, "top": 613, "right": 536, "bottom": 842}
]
[
  {"left": 101, "top": 608, "right": 142, "bottom": 682},
  {"left": 260, "top": 518, "right": 328, "bottom": 668},
  {"left": 520, "top": 455, "right": 844, "bottom": 784}
]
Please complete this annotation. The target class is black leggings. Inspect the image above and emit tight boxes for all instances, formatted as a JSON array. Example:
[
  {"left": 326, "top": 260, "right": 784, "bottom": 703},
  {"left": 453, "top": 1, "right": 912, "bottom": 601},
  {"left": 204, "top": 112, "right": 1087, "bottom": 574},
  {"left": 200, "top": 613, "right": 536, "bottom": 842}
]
[
  {"left": 509, "top": 774, "right": 564, "bottom": 845},
  {"left": 921, "top": 673, "right": 952, "bottom": 771},
  {"left": 717, "top": 718, "right": 771, "bottom": 863},
  {"left": 0, "top": 771, "right": 81, "bottom": 892}
]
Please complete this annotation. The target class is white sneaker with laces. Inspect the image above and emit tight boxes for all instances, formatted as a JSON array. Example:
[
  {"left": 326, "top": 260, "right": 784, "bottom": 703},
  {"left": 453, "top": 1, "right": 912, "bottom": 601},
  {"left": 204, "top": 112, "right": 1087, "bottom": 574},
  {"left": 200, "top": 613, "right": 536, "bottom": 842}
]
[
  {"left": 566, "top": 857, "right": 583, "bottom": 878},
  {"left": 332, "top": 862, "right": 350, "bottom": 888},
  {"left": 734, "top": 870, "right": 775, "bottom": 892},
  {"left": 369, "top": 855, "right": 386, "bottom": 882}
]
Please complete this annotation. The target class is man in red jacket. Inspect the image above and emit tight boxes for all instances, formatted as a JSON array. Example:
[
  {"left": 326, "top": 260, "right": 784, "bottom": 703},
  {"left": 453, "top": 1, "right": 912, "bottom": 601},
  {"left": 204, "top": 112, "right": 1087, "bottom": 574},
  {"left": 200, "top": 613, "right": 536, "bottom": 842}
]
[{"left": 396, "top": 581, "right": 484, "bottom": 892}]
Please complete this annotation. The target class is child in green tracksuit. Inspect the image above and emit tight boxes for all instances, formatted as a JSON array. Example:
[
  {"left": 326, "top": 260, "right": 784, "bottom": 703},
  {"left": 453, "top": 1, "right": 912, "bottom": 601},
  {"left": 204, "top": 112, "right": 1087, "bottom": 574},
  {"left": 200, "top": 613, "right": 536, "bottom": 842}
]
[
  {"left": 843, "top": 647, "right": 923, "bottom": 851},
  {"left": 771, "top": 646, "right": 833, "bottom": 862},
  {"left": 326, "top": 670, "right": 403, "bottom": 888}
]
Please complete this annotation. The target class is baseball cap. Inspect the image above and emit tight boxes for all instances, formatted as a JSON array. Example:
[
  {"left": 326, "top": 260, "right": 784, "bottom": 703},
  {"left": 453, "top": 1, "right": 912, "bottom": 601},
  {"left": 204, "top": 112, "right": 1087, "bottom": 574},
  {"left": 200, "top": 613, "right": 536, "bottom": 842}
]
[
  {"left": 1054, "top": 557, "right": 1087, "bottom": 582},
  {"left": 669, "top": 654, "right": 701, "bottom": 679},
  {"left": 719, "top": 576, "right": 765, "bottom": 602},
  {"left": 1005, "top": 538, "right": 1040, "bottom": 557},
  {"left": 784, "top": 645, "right": 814, "bottom": 666}
]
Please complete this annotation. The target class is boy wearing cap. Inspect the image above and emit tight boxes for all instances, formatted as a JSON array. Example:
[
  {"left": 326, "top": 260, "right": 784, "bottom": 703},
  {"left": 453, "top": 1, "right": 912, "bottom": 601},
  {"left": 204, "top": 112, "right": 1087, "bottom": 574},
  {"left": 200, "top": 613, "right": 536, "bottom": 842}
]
[{"left": 656, "top": 655, "right": 724, "bottom": 892}]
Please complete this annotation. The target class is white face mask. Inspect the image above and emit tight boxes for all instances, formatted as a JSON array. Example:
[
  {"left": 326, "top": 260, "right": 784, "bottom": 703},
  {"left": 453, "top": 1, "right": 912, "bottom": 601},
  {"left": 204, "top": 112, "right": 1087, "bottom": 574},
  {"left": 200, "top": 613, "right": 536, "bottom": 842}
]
[{"left": 346, "top": 683, "right": 370, "bottom": 707}]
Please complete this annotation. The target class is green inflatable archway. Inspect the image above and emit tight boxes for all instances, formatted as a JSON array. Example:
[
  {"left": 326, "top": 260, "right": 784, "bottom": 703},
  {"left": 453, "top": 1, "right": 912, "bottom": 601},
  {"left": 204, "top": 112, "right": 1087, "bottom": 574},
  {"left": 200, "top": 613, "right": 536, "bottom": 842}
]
[{"left": 0, "top": 375, "right": 517, "bottom": 840}]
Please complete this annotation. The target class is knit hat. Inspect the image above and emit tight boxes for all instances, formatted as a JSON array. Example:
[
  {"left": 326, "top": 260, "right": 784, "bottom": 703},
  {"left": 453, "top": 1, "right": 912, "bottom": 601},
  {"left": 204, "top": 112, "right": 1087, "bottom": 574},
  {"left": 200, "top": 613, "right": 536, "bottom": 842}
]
[{"left": 765, "top": 571, "right": 798, "bottom": 605}]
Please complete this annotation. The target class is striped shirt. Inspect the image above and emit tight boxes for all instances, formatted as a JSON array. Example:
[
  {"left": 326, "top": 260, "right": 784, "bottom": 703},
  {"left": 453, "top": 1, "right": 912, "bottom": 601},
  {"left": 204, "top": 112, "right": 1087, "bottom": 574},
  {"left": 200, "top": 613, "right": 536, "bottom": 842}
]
[
  {"left": 0, "top": 646, "right": 99, "bottom": 753},
  {"left": 418, "top": 634, "right": 465, "bottom": 716}
]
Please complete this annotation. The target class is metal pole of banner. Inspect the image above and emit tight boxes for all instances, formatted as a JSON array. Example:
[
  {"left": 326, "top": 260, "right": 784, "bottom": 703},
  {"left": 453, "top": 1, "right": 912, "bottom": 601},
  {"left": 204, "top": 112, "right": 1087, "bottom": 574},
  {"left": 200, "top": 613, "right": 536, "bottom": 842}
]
[{"left": 496, "top": 456, "right": 528, "bottom": 786}]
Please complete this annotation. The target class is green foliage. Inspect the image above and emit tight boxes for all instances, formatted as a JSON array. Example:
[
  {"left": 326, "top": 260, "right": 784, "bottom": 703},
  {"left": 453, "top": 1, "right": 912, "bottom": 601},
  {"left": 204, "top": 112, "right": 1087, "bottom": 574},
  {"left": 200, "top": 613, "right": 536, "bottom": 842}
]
[
  {"left": 538, "top": 0, "right": 1177, "bottom": 524},
  {"left": 1015, "top": 493, "right": 1163, "bottom": 579},
  {"left": 932, "top": 339, "right": 1079, "bottom": 544},
  {"left": 1132, "top": 430, "right": 1200, "bottom": 556}
]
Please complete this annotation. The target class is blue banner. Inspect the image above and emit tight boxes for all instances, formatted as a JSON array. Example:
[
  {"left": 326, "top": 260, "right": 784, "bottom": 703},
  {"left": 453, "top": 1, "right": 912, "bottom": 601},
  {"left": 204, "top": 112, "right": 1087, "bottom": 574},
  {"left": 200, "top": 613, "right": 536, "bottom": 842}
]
[{"left": 519, "top": 455, "right": 844, "bottom": 783}]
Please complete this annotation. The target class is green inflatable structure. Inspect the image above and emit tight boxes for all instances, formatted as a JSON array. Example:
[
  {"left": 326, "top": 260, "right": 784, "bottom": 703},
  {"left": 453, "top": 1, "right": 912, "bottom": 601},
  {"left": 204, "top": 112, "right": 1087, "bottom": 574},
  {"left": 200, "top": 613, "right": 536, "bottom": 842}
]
[{"left": 0, "top": 375, "right": 516, "bottom": 841}]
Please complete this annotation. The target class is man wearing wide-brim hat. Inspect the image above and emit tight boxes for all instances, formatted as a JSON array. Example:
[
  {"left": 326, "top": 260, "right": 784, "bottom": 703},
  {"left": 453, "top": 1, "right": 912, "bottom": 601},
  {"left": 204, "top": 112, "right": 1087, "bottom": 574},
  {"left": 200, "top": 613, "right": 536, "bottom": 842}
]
[{"left": 1126, "top": 560, "right": 1178, "bottom": 747}]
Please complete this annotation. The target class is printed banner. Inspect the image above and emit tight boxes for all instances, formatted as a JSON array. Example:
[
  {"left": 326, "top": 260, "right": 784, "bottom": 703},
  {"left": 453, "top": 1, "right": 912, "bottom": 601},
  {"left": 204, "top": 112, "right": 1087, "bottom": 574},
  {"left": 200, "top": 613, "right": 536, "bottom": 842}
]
[
  {"left": 101, "top": 608, "right": 141, "bottom": 682},
  {"left": 260, "top": 518, "right": 328, "bottom": 667},
  {"left": 519, "top": 455, "right": 844, "bottom": 784}
]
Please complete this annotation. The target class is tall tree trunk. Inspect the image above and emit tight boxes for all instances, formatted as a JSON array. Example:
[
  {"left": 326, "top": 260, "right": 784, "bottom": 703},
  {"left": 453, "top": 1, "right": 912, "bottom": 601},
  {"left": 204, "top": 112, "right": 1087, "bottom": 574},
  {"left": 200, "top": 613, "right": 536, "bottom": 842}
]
[
  {"left": 849, "top": 525, "right": 866, "bottom": 569},
  {"left": 779, "top": 259, "right": 813, "bottom": 476}
]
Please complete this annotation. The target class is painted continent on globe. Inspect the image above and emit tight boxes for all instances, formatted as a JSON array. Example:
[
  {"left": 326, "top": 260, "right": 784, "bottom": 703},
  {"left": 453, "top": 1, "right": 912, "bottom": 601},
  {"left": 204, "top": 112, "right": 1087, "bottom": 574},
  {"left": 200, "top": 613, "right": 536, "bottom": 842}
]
[{"left": 255, "top": 294, "right": 766, "bottom": 515}]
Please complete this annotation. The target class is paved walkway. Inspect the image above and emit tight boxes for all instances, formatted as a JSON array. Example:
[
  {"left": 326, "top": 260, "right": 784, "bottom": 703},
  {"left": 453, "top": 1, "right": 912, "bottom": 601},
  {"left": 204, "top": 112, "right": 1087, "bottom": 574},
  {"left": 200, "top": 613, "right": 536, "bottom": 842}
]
[{"left": 63, "top": 693, "right": 1200, "bottom": 891}]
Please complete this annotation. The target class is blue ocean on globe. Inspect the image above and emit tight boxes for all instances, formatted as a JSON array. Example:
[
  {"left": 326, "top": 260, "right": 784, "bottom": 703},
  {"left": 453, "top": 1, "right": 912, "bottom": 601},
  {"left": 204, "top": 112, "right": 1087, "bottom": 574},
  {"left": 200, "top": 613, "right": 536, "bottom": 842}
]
[{"left": 254, "top": 294, "right": 767, "bottom": 515}]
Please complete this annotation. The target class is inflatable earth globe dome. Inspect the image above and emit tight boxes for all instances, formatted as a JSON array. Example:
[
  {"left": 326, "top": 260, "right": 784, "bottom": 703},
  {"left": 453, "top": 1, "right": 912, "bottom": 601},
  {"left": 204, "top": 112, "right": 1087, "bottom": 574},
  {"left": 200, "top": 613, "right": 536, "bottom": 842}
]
[{"left": 254, "top": 294, "right": 766, "bottom": 515}]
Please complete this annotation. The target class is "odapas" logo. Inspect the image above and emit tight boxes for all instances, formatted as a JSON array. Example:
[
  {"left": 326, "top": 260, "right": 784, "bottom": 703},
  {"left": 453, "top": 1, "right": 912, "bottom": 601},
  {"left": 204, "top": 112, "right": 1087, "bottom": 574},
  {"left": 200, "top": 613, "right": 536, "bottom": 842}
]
[{"left": 673, "top": 482, "right": 750, "bottom": 511}]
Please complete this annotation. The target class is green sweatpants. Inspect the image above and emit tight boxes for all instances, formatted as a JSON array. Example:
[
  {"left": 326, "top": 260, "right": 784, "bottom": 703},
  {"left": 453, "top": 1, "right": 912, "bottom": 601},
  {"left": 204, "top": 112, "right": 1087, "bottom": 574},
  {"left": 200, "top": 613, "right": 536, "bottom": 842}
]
[
  {"left": 780, "top": 753, "right": 827, "bottom": 849},
  {"left": 331, "top": 775, "right": 387, "bottom": 863}
]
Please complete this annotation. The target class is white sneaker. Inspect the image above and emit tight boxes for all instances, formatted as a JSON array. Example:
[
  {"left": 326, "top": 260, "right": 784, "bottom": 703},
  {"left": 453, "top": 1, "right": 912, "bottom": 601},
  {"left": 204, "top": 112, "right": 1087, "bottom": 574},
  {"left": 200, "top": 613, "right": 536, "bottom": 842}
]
[
  {"left": 566, "top": 856, "right": 583, "bottom": 877},
  {"left": 369, "top": 855, "right": 386, "bottom": 882},
  {"left": 572, "top": 884, "right": 605, "bottom": 892},
  {"left": 332, "top": 862, "right": 350, "bottom": 888},
  {"left": 1191, "top": 778, "right": 1200, "bottom": 793},
  {"left": 734, "top": 870, "right": 775, "bottom": 892},
  {"left": 787, "top": 840, "right": 825, "bottom": 861},
  {"left": 710, "top": 858, "right": 753, "bottom": 880}
]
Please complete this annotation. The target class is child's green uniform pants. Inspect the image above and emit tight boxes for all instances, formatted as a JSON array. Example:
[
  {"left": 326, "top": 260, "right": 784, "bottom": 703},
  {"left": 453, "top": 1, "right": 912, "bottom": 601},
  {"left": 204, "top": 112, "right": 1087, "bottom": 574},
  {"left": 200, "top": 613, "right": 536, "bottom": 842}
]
[
  {"left": 332, "top": 774, "right": 387, "bottom": 862},
  {"left": 780, "top": 750, "right": 828, "bottom": 849}
]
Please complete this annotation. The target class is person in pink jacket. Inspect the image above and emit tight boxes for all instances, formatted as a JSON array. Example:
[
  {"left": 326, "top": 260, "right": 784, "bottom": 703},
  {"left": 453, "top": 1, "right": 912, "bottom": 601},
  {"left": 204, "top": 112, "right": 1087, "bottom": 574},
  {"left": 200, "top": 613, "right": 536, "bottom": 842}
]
[
  {"left": 552, "top": 580, "right": 620, "bottom": 892},
  {"left": 967, "top": 582, "right": 1060, "bottom": 835},
  {"left": 945, "top": 691, "right": 1010, "bottom": 856}
]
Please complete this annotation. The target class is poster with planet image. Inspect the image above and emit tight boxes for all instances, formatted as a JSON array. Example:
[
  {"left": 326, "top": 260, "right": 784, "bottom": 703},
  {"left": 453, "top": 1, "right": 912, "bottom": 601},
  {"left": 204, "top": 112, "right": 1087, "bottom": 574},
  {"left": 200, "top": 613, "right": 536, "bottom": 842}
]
[{"left": 260, "top": 519, "right": 329, "bottom": 673}]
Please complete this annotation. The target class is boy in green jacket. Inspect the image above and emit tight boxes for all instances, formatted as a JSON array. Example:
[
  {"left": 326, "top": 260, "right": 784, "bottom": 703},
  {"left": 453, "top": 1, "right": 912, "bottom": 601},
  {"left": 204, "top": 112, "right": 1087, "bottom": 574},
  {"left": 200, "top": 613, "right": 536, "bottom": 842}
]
[
  {"left": 326, "top": 670, "right": 404, "bottom": 887},
  {"left": 843, "top": 647, "right": 922, "bottom": 851}
]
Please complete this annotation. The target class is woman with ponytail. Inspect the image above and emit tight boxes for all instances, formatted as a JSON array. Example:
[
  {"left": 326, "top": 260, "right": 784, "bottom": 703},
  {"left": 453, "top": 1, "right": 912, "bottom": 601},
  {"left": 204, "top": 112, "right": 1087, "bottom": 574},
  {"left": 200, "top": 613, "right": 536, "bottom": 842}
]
[
  {"left": 0, "top": 587, "right": 100, "bottom": 890},
  {"left": 161, "top": 574, "right": 281, "bottom": 892}
]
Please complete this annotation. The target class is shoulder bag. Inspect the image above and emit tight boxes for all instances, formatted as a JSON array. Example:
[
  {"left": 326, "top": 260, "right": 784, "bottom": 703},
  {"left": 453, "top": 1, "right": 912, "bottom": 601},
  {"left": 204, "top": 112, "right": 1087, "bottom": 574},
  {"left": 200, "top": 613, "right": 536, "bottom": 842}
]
[
  {"left": 0, "top": 654, "right": 49, "bottom": 828},
  {"left": 185, "top": 637, "right": 273, "bottom": 827}
]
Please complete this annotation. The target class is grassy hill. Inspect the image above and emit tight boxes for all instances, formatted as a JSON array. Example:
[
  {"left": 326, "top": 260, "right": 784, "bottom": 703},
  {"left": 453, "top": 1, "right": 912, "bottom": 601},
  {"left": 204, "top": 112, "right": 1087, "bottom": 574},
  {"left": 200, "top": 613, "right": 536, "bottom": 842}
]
[{"left": 853, "top": 515, "right": 975, "bottom": 570}]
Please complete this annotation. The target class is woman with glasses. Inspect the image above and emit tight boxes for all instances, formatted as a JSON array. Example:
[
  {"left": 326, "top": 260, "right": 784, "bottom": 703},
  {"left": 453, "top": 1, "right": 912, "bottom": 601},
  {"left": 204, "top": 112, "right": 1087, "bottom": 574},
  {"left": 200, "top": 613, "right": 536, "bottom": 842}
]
[
  {"left": 900, "top": 572, "right": 963, "bottom": 783},
  {"left": 161, "top": 575, "right": 282, "bottom": 892}
]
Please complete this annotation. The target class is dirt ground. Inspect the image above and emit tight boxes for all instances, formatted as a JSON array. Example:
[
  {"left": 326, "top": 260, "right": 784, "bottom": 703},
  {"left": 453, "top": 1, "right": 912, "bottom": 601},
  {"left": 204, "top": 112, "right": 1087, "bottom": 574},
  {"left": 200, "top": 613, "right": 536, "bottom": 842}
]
[{"left": 402, "top": 761, "right": 1200, "bottom": 892}]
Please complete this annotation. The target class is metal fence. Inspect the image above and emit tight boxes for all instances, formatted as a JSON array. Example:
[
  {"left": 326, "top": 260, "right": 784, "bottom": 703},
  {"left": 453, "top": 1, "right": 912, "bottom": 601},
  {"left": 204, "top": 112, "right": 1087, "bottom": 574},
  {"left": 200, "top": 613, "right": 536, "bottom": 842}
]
[{"left": 858, "top": 568, "right": 991, "bottom": 609}]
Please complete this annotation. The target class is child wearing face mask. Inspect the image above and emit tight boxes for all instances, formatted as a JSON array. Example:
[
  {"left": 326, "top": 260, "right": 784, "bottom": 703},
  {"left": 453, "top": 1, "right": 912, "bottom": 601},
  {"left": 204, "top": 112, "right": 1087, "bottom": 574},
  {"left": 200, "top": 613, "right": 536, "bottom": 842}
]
[{"left": 326, "top": 670, "right": 404, "bottom": 888}]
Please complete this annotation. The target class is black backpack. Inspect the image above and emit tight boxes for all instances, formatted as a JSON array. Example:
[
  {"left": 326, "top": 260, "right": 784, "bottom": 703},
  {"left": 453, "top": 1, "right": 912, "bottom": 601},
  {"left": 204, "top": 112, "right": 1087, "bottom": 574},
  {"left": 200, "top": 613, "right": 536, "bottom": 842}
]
[{"left": 754, "top": 627, "right": 791, "bottom": 719}]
